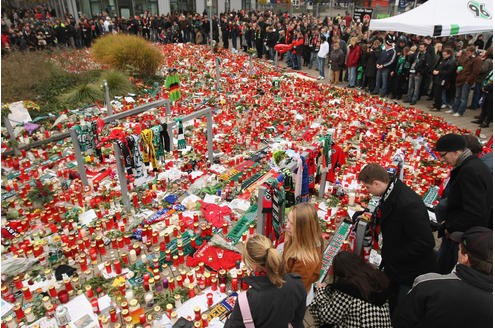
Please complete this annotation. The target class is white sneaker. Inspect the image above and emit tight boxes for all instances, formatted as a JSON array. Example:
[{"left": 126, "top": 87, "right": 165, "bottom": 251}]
[
  {"left": 445, "top": 110, "right": 454, "bottom": 114},
  {"left": 441, "top": 104, "right": 448, "bottom": 109},
  {"left": 453, "top": 113, "right": 461, "bottom": 117}
]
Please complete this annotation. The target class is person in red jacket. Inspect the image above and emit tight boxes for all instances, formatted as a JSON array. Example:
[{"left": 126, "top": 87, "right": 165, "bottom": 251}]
[
  {"left": 291, "top": 30, "right": 304, "bottom": 70},
  {"left": 346, "top": 37, "right": 361, "bottom": 87}
]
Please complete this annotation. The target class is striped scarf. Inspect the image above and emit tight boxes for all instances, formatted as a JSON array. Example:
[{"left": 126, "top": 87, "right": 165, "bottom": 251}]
[{"left": 140, "top": 129, "right": 158, "bottom": 170}]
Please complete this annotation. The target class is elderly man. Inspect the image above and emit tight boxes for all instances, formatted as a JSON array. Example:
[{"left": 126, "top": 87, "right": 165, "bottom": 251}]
[
  {"left": 393, "top": 227, "right": 492, "bottom": 328},
  {"left": 434, "top": 133, "right": 492, "bottom": 274}
]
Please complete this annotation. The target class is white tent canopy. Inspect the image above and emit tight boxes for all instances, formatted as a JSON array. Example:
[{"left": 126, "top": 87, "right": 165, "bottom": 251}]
[{"left": 370, "top": 0, "right": 493, "bottom": 37}]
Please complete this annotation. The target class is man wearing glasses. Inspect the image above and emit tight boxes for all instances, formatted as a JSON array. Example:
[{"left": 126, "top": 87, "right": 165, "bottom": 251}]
[{"left": 433, "top": 133, "right": 492, "bottom": 274}]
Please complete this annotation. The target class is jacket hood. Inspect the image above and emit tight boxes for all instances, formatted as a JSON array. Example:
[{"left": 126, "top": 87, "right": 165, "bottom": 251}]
[{"left": 456, "top": 264, "right": 492, "bottom": 292}]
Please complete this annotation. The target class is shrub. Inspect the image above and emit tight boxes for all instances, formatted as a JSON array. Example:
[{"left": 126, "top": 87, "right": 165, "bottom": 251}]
[
  {"left": 92, "top": 34, "right": 163, "bottom": 77},
  {"left": 1, "top": 49, "right": 106, "bottom": 117},
  {"left": 100, "top": 70, "right": 134, "bottom": 98},
  {"left": 59, "top": 83, "right": 104, "bottom": 108}
]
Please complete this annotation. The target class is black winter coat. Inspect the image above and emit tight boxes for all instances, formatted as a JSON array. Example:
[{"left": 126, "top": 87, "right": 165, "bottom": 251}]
[
  {"left": 365, "top": 47, "right": 380, "bottom": 77},
  {"left": 224, "top": 274, "right": 306, "bottom": 328},
  {"left": 377, "top": 179, "right": 437, "bottom": 286},
  {"left": 435, "top": 56, "right": 457, "bottom": 87},
  {"left": 392, "top": 264, "right": 492, "bottom": 328},
  {"left": 444, "top": 155, "right": 493, "bottom": 232}
]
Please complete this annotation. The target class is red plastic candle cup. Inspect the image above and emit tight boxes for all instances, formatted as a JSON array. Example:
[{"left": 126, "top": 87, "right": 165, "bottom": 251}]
[
  {"left": 48, "top": 285, "right": 57, "bottom": 297},
  {"left": 211, "top": 278, "right": 218, "bottom": 291},
  {"left": 121, "top": 253, "right": 129, "bottom": 265},
  {"left": 22, "top": 287, "right": 32, "bottom": 301},
  {"left": 79, "top": 259, "right": 88, "bottom": 272},
  {"left": 114, "top": 259, "right": 122, "bottom": 274},
  {"left": 58, "top": 290, "right": 69, "bottom": 304},
  {"left": 206, "top": 293, "right": 214, "bottom": 307},
  {"left": 90, "top": 297, "right": 100, "bottom": 313},
  {"left": 105, "top": 261, "right": 112, "bottom": 274},
  {"left": 219, "top": 284, "right": 226, "bottom": 293},
  {"left": 231, "top": 278, "right": 238, "bottom": 291}
]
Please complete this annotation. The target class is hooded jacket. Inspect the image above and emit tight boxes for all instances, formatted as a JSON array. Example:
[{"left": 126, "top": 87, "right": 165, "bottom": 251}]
[{"left": 393, "top": 264, "right": 492, "bottom": 327}]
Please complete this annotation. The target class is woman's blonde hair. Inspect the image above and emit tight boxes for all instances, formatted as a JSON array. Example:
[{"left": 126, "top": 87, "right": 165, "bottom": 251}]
[
  {"left": 284, "top": 203, "right": 324, "bottom": 266},
  {"left": 243, "top": 234, "right": 286, "bottom": 288}
]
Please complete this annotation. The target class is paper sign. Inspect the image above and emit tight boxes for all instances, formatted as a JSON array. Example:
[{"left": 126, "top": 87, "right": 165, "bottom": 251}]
[
  {"left": 8, "top": 101, "right": 32, "bottom": 128},
  {"left": 79, "top": 209, "right": 97, "bottom": 226},
  {"left": 1, "top": 299, "right": 14, "bottom": 317}
]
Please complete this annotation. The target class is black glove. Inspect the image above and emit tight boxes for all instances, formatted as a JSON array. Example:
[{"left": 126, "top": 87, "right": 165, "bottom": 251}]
[{"left": 351, "top": 209, "right": 369, "bottom": 224}]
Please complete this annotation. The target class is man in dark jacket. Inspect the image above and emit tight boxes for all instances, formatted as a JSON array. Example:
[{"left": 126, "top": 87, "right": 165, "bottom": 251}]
[
  {"left": 358, "top": 164, "right": 436, "bottom": 314},
  {"left": 421, "top": 35, "right": 436, "bottom": 98},
  {"left": 393, "top": 227, "right": 492, "bottom": 328},
  {"left": 372, "top": 36, "right": 396, "bottom": 97},
  {"left": 434, "top": 133, "right": 492, "bottom": 273},
  {"left": 431, "top": 48, "right": 457, "bottom": 110},
  {"left": 406, "top": 43, "right": 427, "bottom": 105}
]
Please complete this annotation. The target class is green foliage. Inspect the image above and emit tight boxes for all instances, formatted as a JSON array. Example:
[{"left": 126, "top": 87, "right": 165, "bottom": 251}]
[
  {"left": 27, "top": 181, "right": 54, "bottom": 206},
  {"left": 92, "top": 34, "right": 163, "bottom": 77},
  {"left": 1, "top": 49, "right": 104, "bottom": 117},
  {"left": 59, "top": 83, "right": 104, "bottom": 108},
  {"left": 100, "top": 70, "right": 134, "bottom": 98}
]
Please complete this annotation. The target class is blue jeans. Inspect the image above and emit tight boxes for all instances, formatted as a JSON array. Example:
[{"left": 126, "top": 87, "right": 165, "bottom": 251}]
[
  {"left": 453, "top": 83, "right": 471, "bottom": 115},
  {"left": 232, "top": 35, "right": 237, "bottom": 50},
  {"left": 291, "top": 53, "right": 301, "bottom": 69},
  {"left": 348, "top": 66, "right": 357, "bottom": 87},
  {"left": 469, "top": 82, "right": 481, "bottom": 108},
  {"left": 374, "top": 68, "right": 390, "bottom": 96},
  {"left": 309, "top": 51, "right": 318, "bottom": 69},
  {"left": 317, "top": 56, "right": 325, "bottom": 78},
  {"left": 285, "top": 52, "right": 292, "bottom": 67},
  {"left": 407, "top": 73, "right": 423, "bottom": 102},
  {"left": 268, "top": 47, "right": 275, "bottom": 61}
]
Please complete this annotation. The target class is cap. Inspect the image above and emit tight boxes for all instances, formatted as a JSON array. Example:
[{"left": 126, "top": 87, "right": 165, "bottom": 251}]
[
  {"left": 434, "top": 133, "right": 466, "bottom": 152},
  {"left": 385, "top": 33, "right": 395, "bottom": 45},
  {"left": 450, "top": 227, "right": 492, "bottom": 263}
]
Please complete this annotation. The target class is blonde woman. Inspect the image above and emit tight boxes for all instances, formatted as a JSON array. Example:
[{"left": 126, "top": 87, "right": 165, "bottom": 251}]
[
  {"left": 225, "top": 234, "right": 306, "bottom": 328},
  {"left": 284, "top": 203, "right": 324, "bottom": 292}
]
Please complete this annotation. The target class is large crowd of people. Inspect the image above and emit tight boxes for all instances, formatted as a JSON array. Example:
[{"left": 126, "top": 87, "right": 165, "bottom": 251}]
[
  {"left": 1, "top": 6, "right": 493, "bottom": 327},
  {"left": 2, "top": 7, "right": 492, "bottom": 126}
]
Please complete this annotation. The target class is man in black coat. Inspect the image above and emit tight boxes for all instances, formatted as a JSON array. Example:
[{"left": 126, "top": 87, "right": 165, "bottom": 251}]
[
  {"left": 393, "top": 227, "right": 492, "bottom": 328},
  {"left": 358, "top": 164, "right": 436, "bottom": 314},
  {"left": 431, "top": 48, "right": 457, "bottom": 110},
  {"left": 434, "top": 133, "right": 493, "bottom": 274}
]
